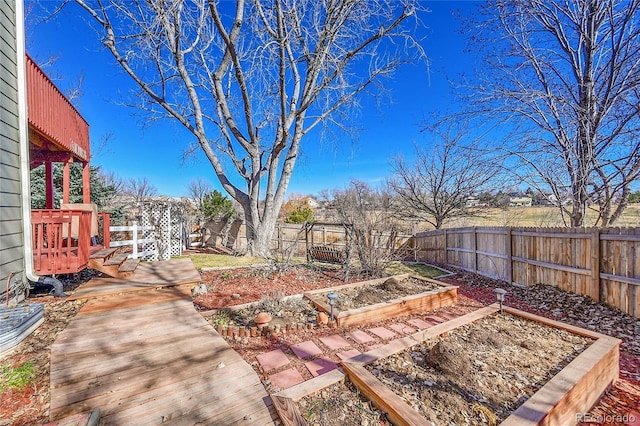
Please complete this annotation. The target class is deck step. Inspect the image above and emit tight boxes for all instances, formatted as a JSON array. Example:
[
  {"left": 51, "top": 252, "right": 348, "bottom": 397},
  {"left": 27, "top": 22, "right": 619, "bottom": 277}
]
[
  {"left": 88, "top": 249, "right": 139, "bottom": 279},
  {"left": 119, "top": 259, "right": 140, "bottom": 273},
  {"left": 103, "top": 253, "right": 129, "bottom": 267},
  {"left": 89, "top": 247, "right": 118, "bottom": 261}
]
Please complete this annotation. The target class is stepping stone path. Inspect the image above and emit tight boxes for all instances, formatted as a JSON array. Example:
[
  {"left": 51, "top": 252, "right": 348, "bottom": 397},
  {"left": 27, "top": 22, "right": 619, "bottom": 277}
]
[{"left": 255, "top": 312, "right": 461, "bottom": 391}]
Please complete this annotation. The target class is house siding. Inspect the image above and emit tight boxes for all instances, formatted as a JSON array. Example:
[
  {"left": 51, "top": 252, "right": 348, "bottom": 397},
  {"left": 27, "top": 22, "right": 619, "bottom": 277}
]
[{"left": 0, "top": 0, "right": 25, "bottom": 295}]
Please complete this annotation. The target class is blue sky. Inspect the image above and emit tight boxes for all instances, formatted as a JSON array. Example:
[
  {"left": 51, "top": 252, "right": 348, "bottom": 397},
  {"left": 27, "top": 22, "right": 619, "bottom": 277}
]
[{"left": 25, "top": 1, "right": 478, "bottom": 198}]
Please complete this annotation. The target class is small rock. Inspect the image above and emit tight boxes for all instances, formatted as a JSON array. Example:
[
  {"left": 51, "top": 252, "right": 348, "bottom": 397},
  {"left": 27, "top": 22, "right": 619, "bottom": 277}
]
[
  {"left": 191, "top": 283, "right": 208, "bottom": 296},
  {"left": 231, "top": 293, "right": 241, "bottom": 299}
]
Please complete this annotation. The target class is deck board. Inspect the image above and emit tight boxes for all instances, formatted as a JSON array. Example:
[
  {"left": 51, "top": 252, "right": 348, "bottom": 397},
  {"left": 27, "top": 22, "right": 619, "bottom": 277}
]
[
  {"left": 68, "top": 258, "right": 201, "bottom": 300},
  {"left": 50, "top": 260, "right": 276, "bottom": 425}
]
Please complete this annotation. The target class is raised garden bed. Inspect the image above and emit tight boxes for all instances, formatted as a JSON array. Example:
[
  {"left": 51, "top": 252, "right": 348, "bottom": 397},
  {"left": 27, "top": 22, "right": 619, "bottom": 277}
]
[
  {"left": 303, "top": 274, "right": 457, "bottom": 327},
  {"left": 271, "top": 369, "right": 391, "bottom": 426},
  {"left": 272, "top": 305, "right": 620, "bottom": 425}
]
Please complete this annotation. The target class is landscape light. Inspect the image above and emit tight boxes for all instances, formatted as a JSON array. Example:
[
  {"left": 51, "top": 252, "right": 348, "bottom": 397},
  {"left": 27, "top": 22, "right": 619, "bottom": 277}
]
[
  {"left": 327, "top": 293, "right": 338, "bottom": 321},
  {"left": 493, "top": 288, "right": 507, "bottom": 314}
]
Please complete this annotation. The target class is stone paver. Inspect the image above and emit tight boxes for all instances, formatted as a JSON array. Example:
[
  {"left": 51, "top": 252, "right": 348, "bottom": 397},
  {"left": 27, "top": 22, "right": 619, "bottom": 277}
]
[
  {"left": 365, "top": 343, "right": 383, "bottom": 350},
  {"left": 290, "top": 340, "right": 323, "bottom": 359},
  {"left": 424, "top": 315, "right": 447, "bottom": 324},
  {"left": 336, "top": 349, "right": 361, "bottom": 361},
  {"left": 389, "top": 323, "right": 417, "bottom": 335},
  {"left": 407, "top": 318, "right": 432, "bottom": 329},
  {"left": 319, "top": 334, "right": 351, "bottom": 350},
  {"left": 256, "top": 349, "right": 290, "bottom": 372},
  {"left": 304, "top": 358, "right": 338, "bottom": 377},
  {"left": 269, "top": 368, "right": 305, "bottom": 390},
  {"left": 347, "top": 330, "right": 375, "bottom": 344},
  {"left": 368, "top": 327, "right": 396, "bottom": 339}
]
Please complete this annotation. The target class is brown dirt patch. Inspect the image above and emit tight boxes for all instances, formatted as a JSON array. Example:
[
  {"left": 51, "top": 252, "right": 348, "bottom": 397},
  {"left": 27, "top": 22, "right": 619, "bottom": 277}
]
[
  {"left": 311, "top": 276, "right": 442, "bottom": 311},
  {"left": 368, "top": 313, "right": 594, "bottom": 424},
  {"left": 193, "top": 265, "right": 367, "bottom": 310},
  {"left": 298, "top": 379, "right": 391, "bottom": 426},
  {"left": 210, "top": 297, "right": 319, "bottom": 328}
]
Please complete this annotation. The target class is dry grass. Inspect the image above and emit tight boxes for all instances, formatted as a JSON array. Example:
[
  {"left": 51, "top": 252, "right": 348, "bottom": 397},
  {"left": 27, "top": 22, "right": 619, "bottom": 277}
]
[
  {"left": 440, "top": 205, "right": 640, "bottom": 229},
  {"left": 178, "top": 253, "right": 266, "bottom": 270}
]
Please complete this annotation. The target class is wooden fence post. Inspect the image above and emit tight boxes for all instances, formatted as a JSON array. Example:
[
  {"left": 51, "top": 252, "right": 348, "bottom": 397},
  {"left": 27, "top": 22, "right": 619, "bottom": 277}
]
[
  {"left": 506, "top": 227, "right": 513, "bottom": 285},
  {"left": 277, "top": 225, "right": 281, "bottom": 252},
  {"left": 592, "top": 227, "right": 601, "bottom": 303},
  {"left": 472, "top": 226, "right": 477, "bottom": 272},
  {"left": 132, "top": 221, "right": 139, "bottom": 259},
  {"left": 443, "top": 229, "right": 448, "bottom": 265}
]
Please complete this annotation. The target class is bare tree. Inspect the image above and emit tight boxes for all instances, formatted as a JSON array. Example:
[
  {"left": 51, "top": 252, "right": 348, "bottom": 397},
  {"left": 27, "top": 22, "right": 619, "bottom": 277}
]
[
  {"left": 72, "top": 0, "right": 425, "bottom": 256},
  {"left": 124, "top": 177, "right": 158, "bottom": 204},
  {"left": 99, "top": 170, "right": 125, "bottom": 195},
  {"left": 330, "top": 180, "right": 404, "bottom": 277},
  {"left": 388, "top": 123, "right": 498, "bottom": 229},
  {"left": 466, "top": 0, "right": 640, "bottom": 227},
  {"left": 187, "top": 178, "right": 213, "bottom": 212}
]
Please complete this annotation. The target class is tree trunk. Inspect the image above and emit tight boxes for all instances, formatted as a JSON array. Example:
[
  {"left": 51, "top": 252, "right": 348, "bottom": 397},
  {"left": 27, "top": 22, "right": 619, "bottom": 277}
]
[
  {"left": 242, "top": 205, "right": 279, "bottom": 257},
  {"left": 219, "top": 216, "right": 233, "bottom": 247}
]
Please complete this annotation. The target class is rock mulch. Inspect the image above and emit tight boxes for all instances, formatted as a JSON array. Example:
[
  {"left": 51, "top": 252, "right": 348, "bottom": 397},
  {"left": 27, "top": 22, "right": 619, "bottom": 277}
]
[{"left": 441, "top": 269, "right": 640, "bottom": 358}]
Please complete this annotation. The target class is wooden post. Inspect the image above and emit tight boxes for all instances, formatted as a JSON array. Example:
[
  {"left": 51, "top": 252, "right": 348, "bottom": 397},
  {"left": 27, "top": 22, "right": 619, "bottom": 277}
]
[
  {"left": 132, "top": 221, "right": 139, "bottom": 259},
  {"left": 62, "top": 161, "right": 71, "bottom": 204},
  {"left": 305, "top": 224, "right": 310, "bottom": 262},
  {"left": 102, "top": 213, "right": 111, "bottom": 248},
  {"left": 506, "top": 227, "right": 513, "bottom": 285},
  {"left": 592, "top": 227, "right": 601, "bottom": 303},
  {"left": 472, "top": 226, "right": 477, "bottom": 272},
  {"left": 443, "top": 229, "right": 448, "bottom": 265},
  {"left": 82, "top": 162, "right": 91, "bottom": 203},
  {"left": 45, "top": 161, "right": 54, "bottom": 209}
]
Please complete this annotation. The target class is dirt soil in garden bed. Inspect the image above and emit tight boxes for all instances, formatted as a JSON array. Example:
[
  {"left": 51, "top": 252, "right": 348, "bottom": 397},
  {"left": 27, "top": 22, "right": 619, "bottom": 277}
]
[
  {"left": 299, "top": 378, "right": 391, "bottom": 426},
  {"left": 211, "top": 297, "right": 319, "bottom": 328},
  {"left": 369, "top": 313, "right": 593, "bottom": 425},
  {"left": 193, "top": 265, "right": 371, "bottom": 311},
  {"left": 2, "top": 263, "right": 639, "bottom": 426},
  {"left": 310, "top": 276, "right": 443, "bottom": 311}
]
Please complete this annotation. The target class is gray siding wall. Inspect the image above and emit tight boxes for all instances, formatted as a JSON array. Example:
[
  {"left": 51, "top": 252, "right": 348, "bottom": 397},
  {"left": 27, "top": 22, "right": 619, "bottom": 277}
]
[{"left": 0, "top": 0, "right": 25, "bottom": 294}]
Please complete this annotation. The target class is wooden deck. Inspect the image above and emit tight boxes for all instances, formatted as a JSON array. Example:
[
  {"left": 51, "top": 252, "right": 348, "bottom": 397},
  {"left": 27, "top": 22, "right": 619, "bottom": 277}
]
[
  {"left": 50, "top": 259, "right": 277, "bottom": 425},
  {"left": 67, "top": 258, "right": 202, "bottom": 300}
]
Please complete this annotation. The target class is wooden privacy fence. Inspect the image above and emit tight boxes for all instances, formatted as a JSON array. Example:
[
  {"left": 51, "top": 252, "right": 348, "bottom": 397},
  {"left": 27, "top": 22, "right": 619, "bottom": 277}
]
[{"left": 410, "top": 227, "right": 640, "bottom": 318}]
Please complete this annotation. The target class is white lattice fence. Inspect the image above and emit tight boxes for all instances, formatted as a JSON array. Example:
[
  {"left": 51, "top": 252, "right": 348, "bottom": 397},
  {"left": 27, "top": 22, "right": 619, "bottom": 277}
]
[{"left": 140, "top": 201, "right": 184, "bottom": 261}]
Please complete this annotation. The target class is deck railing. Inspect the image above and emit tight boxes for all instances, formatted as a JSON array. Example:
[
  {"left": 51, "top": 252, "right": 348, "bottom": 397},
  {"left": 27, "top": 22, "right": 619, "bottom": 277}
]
[{"left": 31, "top": 209, "right": 110, "bottom": 276}]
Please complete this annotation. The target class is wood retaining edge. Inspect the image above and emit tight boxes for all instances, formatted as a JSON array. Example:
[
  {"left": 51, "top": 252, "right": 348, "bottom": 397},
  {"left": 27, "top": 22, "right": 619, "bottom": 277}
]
[
  {"left": 270, "top": 303, "right": 620, "bottom": 426},
  {"left": 304, "top": 274, "right": 458, "bottom": 327}
]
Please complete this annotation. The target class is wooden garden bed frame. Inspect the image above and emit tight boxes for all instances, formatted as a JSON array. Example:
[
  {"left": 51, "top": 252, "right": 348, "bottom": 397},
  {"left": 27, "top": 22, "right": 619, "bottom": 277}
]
[
  {"left": 271, "top": 304, "right": 620, "bottom": 426},
  {"left": 303, "top": 274, "right": 458, "bottom": 327}
]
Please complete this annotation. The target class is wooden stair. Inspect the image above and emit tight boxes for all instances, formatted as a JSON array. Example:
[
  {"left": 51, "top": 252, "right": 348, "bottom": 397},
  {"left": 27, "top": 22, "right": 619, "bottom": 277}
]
[{"left": 88, "top": 248, "right": 140, "bottom": 279}]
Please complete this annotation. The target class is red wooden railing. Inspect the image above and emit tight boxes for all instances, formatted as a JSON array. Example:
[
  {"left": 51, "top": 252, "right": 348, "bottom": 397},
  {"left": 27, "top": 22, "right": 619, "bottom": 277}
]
[
  {"left": 99, "top": 212, "right": 111, "bottom": 249},
  {"left": 26, "top": 55, "right": 90, "bottom": 162},
  {"left": 31, "top": 209, "right": 111, "bottom": 276}
]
